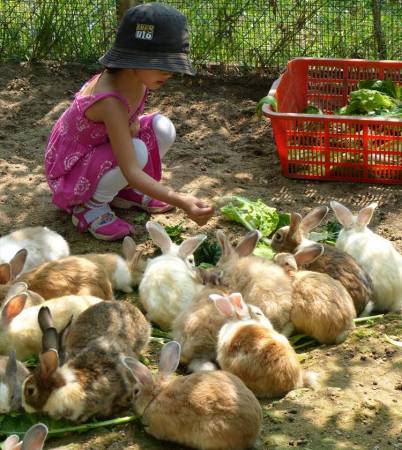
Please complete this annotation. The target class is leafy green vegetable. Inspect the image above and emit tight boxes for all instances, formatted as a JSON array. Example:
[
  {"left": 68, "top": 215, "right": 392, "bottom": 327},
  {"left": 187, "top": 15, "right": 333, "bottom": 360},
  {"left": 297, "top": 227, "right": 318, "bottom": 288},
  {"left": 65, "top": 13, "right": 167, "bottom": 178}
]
[
  {"left": 220, "top": 196, "right": 280, "bottom": 238},
  {"left": 339, "top": 89, "right": 397, "bottom": 116},
  {"left": 253, "top": 242, "right": 275, "bottom": 260},
  {"left": 256, "top": 95, "right": 277, "bottom": 118},
  {"left": 303, "top": 105, "right": 323, "bottom": 114},
  {"left": 164, "top": 223, "right": 185, "bottom": 244},
  {"left": 357, "top": 79, "right": 401, "bottom": 100},
  {"left": 132, "top": 212, "right": 148, "bottom": 224},
  {"left": 24, "top": 355, "right": 39, "bottom": 369},
  {"left": 194, "top": 239, "right": 221, "bottom": 267}
]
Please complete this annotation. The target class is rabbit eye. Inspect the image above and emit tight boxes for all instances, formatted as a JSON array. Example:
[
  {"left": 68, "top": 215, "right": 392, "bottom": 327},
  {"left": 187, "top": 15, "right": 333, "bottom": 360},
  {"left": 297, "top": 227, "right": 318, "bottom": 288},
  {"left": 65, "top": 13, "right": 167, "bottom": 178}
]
[
  {"left": 133, "top": 387, "right": 140, "bottom": 395},
  {"left": 26, "top": 385, "right": 36, "bottom": 397},
  {"left": 274, "top": 233, "right": 283, "bottom": 242}
]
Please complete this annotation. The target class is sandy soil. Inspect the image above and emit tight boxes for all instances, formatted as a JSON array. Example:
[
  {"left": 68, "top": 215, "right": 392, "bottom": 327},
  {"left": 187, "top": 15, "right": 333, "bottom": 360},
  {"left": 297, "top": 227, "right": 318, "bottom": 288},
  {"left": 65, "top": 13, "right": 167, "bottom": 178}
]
[{"left": 0, "top": 62, "right": 401, "bottom": 450}]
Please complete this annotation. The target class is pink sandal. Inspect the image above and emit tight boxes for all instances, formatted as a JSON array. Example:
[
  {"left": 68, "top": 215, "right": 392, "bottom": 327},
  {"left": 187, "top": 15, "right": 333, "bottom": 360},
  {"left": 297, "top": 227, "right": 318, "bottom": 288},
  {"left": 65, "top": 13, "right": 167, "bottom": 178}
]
[
  {"left": 72, "top": 203, "right": 134, "bottom": 241},
  {"left": 110, "top": 188, "right": 174, "bottom": 213}
]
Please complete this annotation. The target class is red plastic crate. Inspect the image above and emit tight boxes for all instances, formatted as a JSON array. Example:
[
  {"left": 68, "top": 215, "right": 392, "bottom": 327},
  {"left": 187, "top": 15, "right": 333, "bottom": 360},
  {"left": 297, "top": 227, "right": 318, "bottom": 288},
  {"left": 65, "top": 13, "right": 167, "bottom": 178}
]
[{"left": 263, "top": 58, "right": 402, "bottom": 184}]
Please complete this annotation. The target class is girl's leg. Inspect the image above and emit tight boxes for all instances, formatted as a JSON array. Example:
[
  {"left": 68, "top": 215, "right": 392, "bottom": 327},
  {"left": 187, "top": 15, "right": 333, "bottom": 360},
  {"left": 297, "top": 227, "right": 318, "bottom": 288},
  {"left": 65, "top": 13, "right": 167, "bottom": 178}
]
[
  {"left": 72, "top": 139, "right": 149, "bottom": 241},
  {"left": 110, "top": 114, "right": 176, "bottom": 212}
]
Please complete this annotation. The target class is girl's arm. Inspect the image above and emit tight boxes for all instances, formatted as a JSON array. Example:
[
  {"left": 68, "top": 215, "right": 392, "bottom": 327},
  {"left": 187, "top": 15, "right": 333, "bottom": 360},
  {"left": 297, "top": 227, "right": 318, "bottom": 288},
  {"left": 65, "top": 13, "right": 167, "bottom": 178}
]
[{"left": 89, "top": 97, "right": 213, "bottom": 225}]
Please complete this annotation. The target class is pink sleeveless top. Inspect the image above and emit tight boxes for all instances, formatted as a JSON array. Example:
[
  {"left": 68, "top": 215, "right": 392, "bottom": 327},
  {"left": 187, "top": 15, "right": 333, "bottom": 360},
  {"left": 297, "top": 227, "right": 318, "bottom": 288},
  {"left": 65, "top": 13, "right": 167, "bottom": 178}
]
[{"left": 44, "top": 75, "right": 161, "bottom": 211}]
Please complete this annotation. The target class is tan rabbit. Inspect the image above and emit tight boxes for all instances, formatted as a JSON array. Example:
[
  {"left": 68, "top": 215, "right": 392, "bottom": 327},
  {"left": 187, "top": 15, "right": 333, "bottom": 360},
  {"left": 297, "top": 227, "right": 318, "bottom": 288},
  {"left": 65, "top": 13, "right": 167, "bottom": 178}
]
[
  {"left": 274, "top": 243, "right": 356, "bottom": 344},
  {"left": 270, "top": 206, "right": 373, "bottom": 316},
  {"left": 79, "top": 236, "right": 147, "bottom": 292},
  {"left": 0, "top": 252, "right": 113, "bottom": 304},
  {"left": 213, "top": 293, "right": 318, "bottom": 398},
  {"left": 216, "top": 230, "right": 294, "bottom": 335},
  {"left": 0, "top": 292, "right": 102, "bottom": 359},
  {"left": 22, "top": 301, "right": 148, "bottom": 423},
  {"left": 3, "top": 423, "right": 48, "bottom": 450},
  {"left": 171, "top": 267, "right": 231, "bottom": 372},
  {"left": 123, "top": 341, "right": 262, "bottom": 450}
]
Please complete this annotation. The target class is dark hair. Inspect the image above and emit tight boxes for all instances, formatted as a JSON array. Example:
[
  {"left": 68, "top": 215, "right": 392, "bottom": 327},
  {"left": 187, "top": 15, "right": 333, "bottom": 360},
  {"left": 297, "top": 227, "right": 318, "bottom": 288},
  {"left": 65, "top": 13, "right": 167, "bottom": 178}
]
[{"left": 104, "top": 67, "right": 123, "bottom": 74}]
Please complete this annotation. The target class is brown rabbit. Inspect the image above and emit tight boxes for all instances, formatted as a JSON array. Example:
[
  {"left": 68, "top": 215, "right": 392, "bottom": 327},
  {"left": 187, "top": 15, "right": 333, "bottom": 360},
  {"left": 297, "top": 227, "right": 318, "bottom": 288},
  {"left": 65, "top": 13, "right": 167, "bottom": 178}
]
[
  {"left": 123, "top": 341, "right": 262, "bottom": 450},
  {"left": 216, "top": 230, "right": 294, "bottom": 335},
  {"left": 0, "top": 252, "right": 113, "bottom": 304},
  {"left": 213, "top": 293, "right": 318, "bottom": 398},
  {"left": 270, "top": 206, "right": 373, "bottom": 316},
  {"left": 274, "top": 244, "right": 356, "bottom": 344},
  {"left": 22, "top": 301, "right": 149, "bottom": 422},
  {"left": 78, "top": 237, "right": 147, "bottom": 292}
]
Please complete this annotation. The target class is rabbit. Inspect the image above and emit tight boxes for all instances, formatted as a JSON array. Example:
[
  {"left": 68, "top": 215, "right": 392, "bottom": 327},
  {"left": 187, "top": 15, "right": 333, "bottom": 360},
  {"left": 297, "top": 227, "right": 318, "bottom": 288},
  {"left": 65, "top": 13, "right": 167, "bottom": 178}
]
[
  {"left": 274, "top": 243, "right": 356, "bottom": 344},
  {"left": 139, "top": 221, "right": 206, "bottom": 330},
  {"left": 78, "top": 236, "right": 147, "bottom": 292},
  {"left": 270, "top": 206, "right": 373, "bottom": 316},
  {"left": 122, "top": 341, "right": 262, "bottom": 450},
  {"left": 0, "top": 226, "right": 69, "bottom": 274},
  {"left": 0, "top": 350, "right": 30, "bottom": 413},
  {"left": 0, "top": 291, "right": 102, "bottom": 359},
  {"left": 62, "top": 300, "right": 151, "bottom": 359},
  {"left": 215, "top": 229, "right": 294, "bottom": 335},
  {"left": 0, "top": 253, "right": 113, "bottom": 304},
  {"left": 22, "top": 307, "right": 139, "bottom": 423},
  {"left": 331, "top": 201, "right": 402, "bottom": 313},
  {"left": 0, "top": 282, "right": 45, "bottom": 309},
  {"left": 171, "top": 267, "right": 231, "bottom": 372},
  {"left": 3, "top": 423, "right": 48, "bottom": 450},
  {"left": 213, "top": 292, "right": 318, "bottom": 398}
]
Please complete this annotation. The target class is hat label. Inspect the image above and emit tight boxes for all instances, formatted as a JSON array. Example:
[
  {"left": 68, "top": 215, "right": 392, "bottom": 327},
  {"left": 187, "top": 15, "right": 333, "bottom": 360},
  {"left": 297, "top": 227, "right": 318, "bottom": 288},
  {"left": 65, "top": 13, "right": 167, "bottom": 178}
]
[{"left": 135, "top": 24, "right": 154, "bottom": 40}]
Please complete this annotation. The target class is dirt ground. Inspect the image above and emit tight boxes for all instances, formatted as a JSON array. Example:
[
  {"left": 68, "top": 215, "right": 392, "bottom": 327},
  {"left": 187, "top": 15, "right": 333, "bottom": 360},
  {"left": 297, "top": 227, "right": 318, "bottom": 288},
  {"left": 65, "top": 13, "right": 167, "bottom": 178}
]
[{"left": 0, "top": 62, "right": 401, "bottom": 450}]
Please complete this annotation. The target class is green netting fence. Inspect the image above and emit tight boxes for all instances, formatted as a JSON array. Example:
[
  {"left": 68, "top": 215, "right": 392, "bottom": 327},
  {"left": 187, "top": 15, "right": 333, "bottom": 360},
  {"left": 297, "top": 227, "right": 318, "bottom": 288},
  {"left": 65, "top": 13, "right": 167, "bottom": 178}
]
[{"left": 0, "top": 0, "right": 401, "bottom": 76}]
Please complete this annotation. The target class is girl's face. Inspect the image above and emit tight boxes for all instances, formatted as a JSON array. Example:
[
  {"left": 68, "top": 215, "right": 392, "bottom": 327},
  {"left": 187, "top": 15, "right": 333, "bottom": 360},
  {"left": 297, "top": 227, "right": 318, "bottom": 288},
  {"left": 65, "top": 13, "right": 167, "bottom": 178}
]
[{"left": 134, "top": 69, "right": 173, "bottom": 90}]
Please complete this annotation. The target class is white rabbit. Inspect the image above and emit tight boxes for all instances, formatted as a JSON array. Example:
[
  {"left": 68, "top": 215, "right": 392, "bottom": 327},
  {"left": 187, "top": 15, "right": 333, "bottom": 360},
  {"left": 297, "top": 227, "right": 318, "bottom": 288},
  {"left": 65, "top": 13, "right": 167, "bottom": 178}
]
[
  {"left": 139, "top": 221, "right": 206, "bottom": 330},
  {"left": 3, "top": 423, "right": 48, "bottom": 450},
  {"left": 331, "top": 201, "right": 402, "bottom": 312},
  {"left": 0, "top": 227, "right": 70, "bottom": 274},
  {"left": 0, "top": 292, "right": 102, "bottom": 360}
]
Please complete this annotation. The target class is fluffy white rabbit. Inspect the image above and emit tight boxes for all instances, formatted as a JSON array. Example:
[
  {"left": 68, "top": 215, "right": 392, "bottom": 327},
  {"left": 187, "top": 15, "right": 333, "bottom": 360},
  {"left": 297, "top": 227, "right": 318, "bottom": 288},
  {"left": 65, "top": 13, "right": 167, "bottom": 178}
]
[
  {"left": 0, "top": 227, "right": 70, "bottom": 273},
  {"left": 139, "top": 222, "right": 206, "bottom": 330},
  {"left": 331, "top": 201, "right": 402, "bottom": 312}
]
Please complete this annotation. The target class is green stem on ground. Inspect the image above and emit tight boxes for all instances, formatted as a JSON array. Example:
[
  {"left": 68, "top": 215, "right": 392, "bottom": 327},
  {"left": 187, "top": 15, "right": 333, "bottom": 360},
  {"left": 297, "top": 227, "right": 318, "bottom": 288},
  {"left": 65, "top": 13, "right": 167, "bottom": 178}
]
[
  {"left": 293, "top": 340, "right": 318, "bottom": 350},
  {"left": 354, "top": 314, "right": 384, "bottom": 324}
]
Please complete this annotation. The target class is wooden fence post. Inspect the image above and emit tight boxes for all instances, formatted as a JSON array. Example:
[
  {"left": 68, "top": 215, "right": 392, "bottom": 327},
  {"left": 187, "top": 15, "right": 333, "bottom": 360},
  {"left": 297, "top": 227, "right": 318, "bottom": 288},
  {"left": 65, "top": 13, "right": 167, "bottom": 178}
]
[{"left": 116, "top": 0, "right": 142, "bottom": 22}]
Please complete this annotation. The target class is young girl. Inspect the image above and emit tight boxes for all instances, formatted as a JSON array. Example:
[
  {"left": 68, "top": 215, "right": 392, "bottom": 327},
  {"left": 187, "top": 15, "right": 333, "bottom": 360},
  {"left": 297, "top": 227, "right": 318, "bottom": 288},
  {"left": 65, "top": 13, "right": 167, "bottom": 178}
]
[{"left": 44, "top": 2, "right": 214, "bottom": 241}]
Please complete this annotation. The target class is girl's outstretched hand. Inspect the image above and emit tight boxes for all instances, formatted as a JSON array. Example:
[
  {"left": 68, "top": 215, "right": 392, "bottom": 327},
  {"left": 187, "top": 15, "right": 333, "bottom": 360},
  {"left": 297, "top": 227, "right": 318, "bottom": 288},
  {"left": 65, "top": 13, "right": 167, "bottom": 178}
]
[{"left": 182, "top": 196, "right": 214, "bottom": 226}]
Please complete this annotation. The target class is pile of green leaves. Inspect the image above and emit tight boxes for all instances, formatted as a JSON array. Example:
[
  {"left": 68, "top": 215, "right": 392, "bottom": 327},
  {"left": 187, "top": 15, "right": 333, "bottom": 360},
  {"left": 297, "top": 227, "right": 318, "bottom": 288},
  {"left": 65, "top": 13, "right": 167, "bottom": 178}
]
[
  {"left": 220, "top": 196, "right": 290, "bottom": 259},
  {"left": 338, "top": 79, "right": 402, "bottom": 118}
]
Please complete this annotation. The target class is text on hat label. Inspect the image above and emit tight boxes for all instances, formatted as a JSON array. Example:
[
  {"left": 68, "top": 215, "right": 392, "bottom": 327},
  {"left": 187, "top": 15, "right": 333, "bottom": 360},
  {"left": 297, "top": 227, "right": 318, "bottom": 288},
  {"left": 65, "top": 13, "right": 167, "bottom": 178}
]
[{"left": 135, "top": 24, "right": 154, "bottom": 40}]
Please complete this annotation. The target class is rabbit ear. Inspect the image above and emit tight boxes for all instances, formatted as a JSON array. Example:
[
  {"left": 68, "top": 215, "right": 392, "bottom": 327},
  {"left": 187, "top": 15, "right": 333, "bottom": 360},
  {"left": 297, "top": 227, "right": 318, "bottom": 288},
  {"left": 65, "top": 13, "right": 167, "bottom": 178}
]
[
  {"left": 4, "top": 435, "right": 20, "bottom": 450},
  {"left": 39, "top": 350, "right": 59, "bottom": 380},
  {"left": 5, "top": 350, "right": 17, "bottom": 380},
  {"left": 38, "top": 306, "right": 53, "bottom": 333},
  {"left": 235, "top": 230, "right": 260, "bottom": 257},
  {"left": 1, "top": 293, "right": 28, "bottom": 327},
  {"left": 288, "top": 213, "right": 303, "bottom": 241},
  {"left": 300, "top": 206, "right": 329, "bottom": 233},
  {"left": 294, "top": 244, "right": 324, "bottom": 267},
  {"left": 330, "top": 201, "right": 354, "bottom": 228},
  {"left": 196, "top": 268, "right": 221, "bottom": 286},
  {"left": 228, "top": 293, "right": 249, "bottom": 319},
  {"left": 122, "top": 236, "right": 137, "bottom": 261},
  {"left": 159, "top": 341, "right": 181, "bottom": 376},
  {"left": 42, "top": 328, "right": 59, "bottom": 353},
  {"left": 122, "top": 356, "right": 154, "bottom": 387},
  {"left": 26, "top": 291, "right": 45, "bottom": 306},
  {"left": 146, "top": 221, "right": 172, "bottom": 254},
  {"left": 21, "top": 423, "right": 48, "bottom": 450},
  {"left": 357, "top": 203, "right": 377, "bottom": 227},
  {"left": 0, "top": 263, "right": 12, "bottom": 284},
  {"left": 4, "top": 282, "right": 28, "bottom": 302},
  {"left": 216, "top": 230, "right": 234, "bottom": 259},
  {"left": 178, "top": 235, "right": 207, "bottom": 259},
  {"left": 9, "top": 249, "right": 28, "bottom": 280},
  {"left": 210, "top": 294, "right": 235, "bottom": 318}
]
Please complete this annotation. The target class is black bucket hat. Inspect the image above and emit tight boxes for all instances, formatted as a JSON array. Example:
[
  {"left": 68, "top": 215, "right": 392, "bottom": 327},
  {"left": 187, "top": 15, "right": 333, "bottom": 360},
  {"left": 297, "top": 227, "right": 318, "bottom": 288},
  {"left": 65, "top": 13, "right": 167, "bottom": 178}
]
[{"left": 99, "top": 2, "right": 195, "bottom": 75}]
